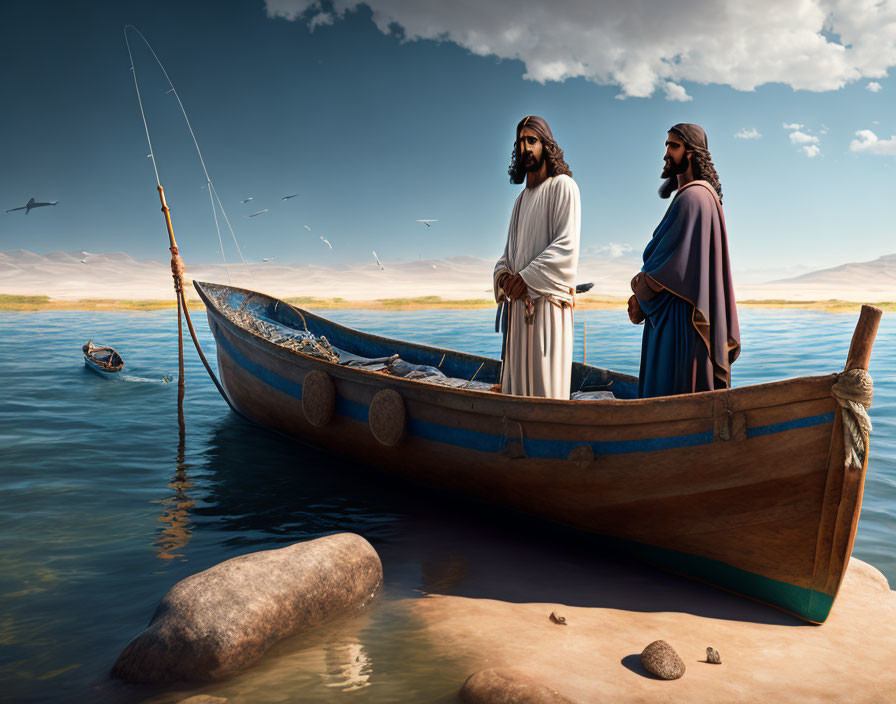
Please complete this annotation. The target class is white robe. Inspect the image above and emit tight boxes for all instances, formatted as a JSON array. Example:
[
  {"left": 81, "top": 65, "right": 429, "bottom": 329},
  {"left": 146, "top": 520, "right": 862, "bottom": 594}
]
[{"left": 493, "top": 174, "right": 581, "bottom": 399}]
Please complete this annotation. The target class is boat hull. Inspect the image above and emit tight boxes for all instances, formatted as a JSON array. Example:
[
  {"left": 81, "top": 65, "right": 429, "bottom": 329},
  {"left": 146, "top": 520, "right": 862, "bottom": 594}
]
[
  {"left": 194, "top": 281, "right": 871, "bottom": 623},
  {"left": 83, "top": 357, "right": 121, "bottom": 376}
]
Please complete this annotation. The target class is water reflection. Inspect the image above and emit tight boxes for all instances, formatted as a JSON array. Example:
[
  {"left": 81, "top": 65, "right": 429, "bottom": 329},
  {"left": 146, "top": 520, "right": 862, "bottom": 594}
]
[
  {"left": 151, "top": 430, "right": 194, "bottom": 561},
  {"left": 189, "top": 417, "right": 411, "bottom": 549},
  {"left": 322, "top": 640, "right": 372, "bottom": 691}
]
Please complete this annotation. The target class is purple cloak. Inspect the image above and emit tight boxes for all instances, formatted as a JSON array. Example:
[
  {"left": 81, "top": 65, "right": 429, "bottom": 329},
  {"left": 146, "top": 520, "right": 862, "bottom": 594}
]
[{"left": 638, "top": 180, "right": 740, "bottom": 394}]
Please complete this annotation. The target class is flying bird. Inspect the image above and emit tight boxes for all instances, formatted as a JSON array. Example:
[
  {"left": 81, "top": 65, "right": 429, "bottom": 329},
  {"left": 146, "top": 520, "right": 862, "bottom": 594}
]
[
  {"left": 304, "top": 225, "right": 312, "bottom": 231},
  {"left": 6, "top": 198, "right": 59, "bottom": 214},
  {"left": 281, "top": 193, "right": 300, "bottom": 200},
  {"left": 248, "top": 209, "right": 269, "bottom": 218},
  {"left": 320, "top": 237, "right": 332, "bottom": 249},
  {"left": 241, "top": 197, "right": 255, "bottom": 203},
  {"left": 416, "top": 219, "right": 438, "bottom": 227},
  {"left": 372, "top": 251, "right": 384, "bottom": 270},
  {"left": 262, "top": 257, "right": 276, "bottom": 262}
]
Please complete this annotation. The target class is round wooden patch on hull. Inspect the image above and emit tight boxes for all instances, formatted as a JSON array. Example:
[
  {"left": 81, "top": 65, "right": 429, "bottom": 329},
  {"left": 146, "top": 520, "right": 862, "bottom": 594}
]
[
  {"left": 302, "top": 370, "right": 335, "bottom": 427},
  {"left": 369, "top": 388, "right": 405, "bottom": 446}
]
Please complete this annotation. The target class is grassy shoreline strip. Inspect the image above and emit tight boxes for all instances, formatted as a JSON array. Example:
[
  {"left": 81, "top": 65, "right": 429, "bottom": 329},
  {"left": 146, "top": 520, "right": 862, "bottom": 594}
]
[{"left": 0, "top": 293, "right": 893, "bottom": 313}]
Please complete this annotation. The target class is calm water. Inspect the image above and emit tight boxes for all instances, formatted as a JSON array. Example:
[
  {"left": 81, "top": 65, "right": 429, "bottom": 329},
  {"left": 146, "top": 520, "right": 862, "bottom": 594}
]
[{"left": 0, "top": 308, "right": 893, "bottom": 703}]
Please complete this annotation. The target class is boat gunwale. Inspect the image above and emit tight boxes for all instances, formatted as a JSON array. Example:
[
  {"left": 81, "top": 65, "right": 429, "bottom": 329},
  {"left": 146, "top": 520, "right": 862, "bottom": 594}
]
[{"left": 193, "top": 280, "right": 840, "bottom": 421}]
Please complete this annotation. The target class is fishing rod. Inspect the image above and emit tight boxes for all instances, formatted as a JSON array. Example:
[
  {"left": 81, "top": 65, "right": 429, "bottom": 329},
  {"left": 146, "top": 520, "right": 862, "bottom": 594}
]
[{"left": 124, "top": 25, "right": 237, "bottom": 413}]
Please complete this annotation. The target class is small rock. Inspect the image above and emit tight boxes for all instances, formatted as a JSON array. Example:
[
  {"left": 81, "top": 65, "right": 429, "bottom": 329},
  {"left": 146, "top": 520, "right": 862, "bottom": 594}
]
[
  {"left": 549, "top": 612, "right": 567, "bottom": 625},
  {"left": 640, "top": 640, "right": 686, "bottom": 680},
  {"left": 706, "top": 646, "right": 721, "bottom": 664},
  {"left": 460, "top": 668, "right": 581, "bottom": 703}
]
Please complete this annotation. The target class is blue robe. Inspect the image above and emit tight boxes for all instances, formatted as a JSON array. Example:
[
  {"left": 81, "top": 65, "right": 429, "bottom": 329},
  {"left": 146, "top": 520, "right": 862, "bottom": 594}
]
[{"left": 637, "top": 182, "right": 740, "bottom": 398}]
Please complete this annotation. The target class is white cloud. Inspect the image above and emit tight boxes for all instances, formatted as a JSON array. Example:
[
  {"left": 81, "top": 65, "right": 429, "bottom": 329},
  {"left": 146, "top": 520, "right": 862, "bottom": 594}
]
[
  {"left": 263, "top": 1, "right": 896, "bottom": 98},
  {"left": 307, "top": 11, "right": 334, "bottom": 30},
  {"left": 850, "top": 129, "right": 896, "bottom": 155},
  {"left": 866, "top": 81, "right": 883, "bottom": 92},
  {"left": 784, "top": 124, "right": 821, "bottom": 156},
  {"left": 734, "top": 127, "right": 762, "bottom": 139},
  {"left": 803, "top": 144, "right": 821, "bottom": 158},
  {"left": 789, "top": 130, "right": 820, "bottom": 145},
  {"left": 662, "top": 82, "right": 692, "bottom": 102},
  {"left": 594, "top": 242, "right": 633, "bottom": 259}
]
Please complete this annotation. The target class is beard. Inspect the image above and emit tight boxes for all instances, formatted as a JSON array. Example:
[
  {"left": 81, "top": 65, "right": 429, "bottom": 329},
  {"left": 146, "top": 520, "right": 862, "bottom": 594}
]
[
  {"left": 522, "top": 151, "right": 545, "bottom": 172},
  {"left": 661, "top": 154, "right": 689, "bottom": 179}
]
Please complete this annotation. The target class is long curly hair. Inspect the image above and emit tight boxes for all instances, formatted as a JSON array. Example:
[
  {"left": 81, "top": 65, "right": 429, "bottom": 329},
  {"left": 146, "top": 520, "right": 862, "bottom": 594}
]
[
  {"left": 689, "top": 146, "right": 723, "bottom": 204},
  {"left": 508, "top": 137, "right": 572, "bottom": 184}
]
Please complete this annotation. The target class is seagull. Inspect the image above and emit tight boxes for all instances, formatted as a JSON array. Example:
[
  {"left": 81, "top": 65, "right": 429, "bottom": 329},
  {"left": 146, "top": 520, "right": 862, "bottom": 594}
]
[
  {"left": 248, "top": 209, "right": 269, "bottom": 218},
  {"left": 416, "top": 219, "right": 438, "bottom": 227},
  {"left": 241, "top": 197, "right": 255, "bottom": 203},
  {"left": 304, "top": 225, "right": 312, "bottom": 231},
  {"left": 320, "top": 237, "right": 332, "bottom": 249},
  {"left": 262, "top": 257, "right": 276, "bottom": 262},
  {"left": 281, "top": 193, "right": 300, "bottom": 200},
  {"left": 80, "top": 259, "right": 87, "bottom": 264},
  {"left": 6, "top": 198, "right": 59, "bottom": 214},
  {"left": 432, "top": 264, "right": 437, "bottom": 269},
  {"left": 372, "top": 251, "right": 384, "bottom": 270}
]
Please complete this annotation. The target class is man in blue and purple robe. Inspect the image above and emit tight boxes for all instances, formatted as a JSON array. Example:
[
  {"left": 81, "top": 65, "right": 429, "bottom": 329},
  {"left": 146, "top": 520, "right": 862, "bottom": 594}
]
[{"left": 628, "top": 123, "right": 740, "bottom": 398}]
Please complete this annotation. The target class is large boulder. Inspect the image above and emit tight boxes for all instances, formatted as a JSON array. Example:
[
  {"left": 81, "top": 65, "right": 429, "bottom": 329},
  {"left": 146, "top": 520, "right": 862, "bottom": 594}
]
[{"left": 111, "top": 533, "right": 382, "bottom": 683}]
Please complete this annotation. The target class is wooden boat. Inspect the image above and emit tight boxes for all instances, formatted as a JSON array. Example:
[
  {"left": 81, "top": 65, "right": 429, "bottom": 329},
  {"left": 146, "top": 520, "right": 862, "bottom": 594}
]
[
  {"left": 83, "top": 340, "right": 124, "bottom": 375},
  {"left": 193, "top": 280, "right": 881, "bottom": 624}
]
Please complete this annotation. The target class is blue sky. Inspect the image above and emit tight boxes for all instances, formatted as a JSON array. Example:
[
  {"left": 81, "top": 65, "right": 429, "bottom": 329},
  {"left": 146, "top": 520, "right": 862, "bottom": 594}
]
[{"left": 1, "top": 0, "right": 894, "bottom": 282}]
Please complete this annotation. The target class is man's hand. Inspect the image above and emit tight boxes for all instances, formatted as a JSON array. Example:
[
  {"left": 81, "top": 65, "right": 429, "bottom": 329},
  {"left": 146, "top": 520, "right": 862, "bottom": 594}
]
[
  {"left": 631, "top": 272, "right": 661, "bottom": 301},
  {"left": 628, "top": 295, "right": 645, "bottom": 324},
  {"left": 501, "top": 272, "right": 529, "bottom": 300}
]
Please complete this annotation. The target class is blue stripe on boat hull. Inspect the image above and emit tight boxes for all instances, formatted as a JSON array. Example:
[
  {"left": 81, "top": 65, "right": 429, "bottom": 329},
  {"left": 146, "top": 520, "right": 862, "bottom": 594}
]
[{"left": 212, "top": 319, "right": 835, "bottom": 460}]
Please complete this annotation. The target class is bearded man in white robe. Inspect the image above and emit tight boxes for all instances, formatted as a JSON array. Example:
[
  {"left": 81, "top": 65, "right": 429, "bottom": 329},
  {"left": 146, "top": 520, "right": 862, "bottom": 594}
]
[{"left": 494, "top": 115, "right": 581, "bottom": 399}]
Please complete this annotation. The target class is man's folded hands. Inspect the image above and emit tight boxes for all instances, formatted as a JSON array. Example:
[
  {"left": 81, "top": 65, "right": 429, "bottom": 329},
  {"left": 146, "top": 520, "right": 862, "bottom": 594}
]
[{"left": 500, "top": 272, "right": 529, "bottom": 300}]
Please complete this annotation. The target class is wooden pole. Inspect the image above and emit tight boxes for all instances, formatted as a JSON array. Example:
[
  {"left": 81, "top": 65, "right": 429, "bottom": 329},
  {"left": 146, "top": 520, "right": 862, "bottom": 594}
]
[
  {"left": 845, "top": 305, "right": 883, "bottom": 372},
  {"left": 157, "top": 185, "right": 187, "bottom": 436},
  {"left": 156, "top": 185, "right": 236, "bottom": 411}
]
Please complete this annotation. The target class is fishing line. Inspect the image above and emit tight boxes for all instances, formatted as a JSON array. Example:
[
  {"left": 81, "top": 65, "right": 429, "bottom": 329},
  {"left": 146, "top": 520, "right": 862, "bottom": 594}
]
[
  {"left": 124, "top": 25, "right": 237, "bottom": 413},
  {"left": 123, "top": 25, "right": 252, "bottom": 281}
]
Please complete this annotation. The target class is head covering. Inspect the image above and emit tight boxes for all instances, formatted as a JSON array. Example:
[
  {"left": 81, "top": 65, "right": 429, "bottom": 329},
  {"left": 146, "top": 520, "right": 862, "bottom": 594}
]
[
  {"left": 668, "top": 123, "right": 708, "bottom": 150},
  {"left": 659, "top": 123, "right": 709, "bottom": 198},
  {"left": 516, "top": 115, "right": 555, "bottom": 145}
]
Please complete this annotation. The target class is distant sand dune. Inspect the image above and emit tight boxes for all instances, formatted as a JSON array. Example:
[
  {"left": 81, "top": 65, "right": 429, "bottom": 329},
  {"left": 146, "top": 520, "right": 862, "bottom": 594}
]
[{"left": 1, "top": 249, "right": 892, "bottom": 303}]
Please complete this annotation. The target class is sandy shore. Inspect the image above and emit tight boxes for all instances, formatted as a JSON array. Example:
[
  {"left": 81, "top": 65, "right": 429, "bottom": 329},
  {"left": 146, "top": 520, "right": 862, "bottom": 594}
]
[
  {"left": 412, "top": 557, "right": 896, "bottom": 703},
  {"left": 1, "top": 293, "right": 892, "bottom": 313}
]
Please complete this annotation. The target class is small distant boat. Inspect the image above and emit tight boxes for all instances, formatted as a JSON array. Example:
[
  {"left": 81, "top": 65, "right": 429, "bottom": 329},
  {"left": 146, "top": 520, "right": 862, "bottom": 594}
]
[{"left": 83, "top": 341, "right": 124, "bottom": 375}]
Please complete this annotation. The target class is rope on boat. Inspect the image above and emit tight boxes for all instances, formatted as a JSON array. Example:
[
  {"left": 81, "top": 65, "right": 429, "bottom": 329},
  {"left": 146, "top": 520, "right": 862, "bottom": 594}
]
[{"left": 831, "top": 369, "right": 873, "bottom": 471}]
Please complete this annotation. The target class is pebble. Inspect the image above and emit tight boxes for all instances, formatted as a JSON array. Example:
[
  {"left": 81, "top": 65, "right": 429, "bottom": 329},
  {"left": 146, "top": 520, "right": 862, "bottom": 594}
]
[{"left": 640, "top": 640, "right": 686, "bottom": 680}]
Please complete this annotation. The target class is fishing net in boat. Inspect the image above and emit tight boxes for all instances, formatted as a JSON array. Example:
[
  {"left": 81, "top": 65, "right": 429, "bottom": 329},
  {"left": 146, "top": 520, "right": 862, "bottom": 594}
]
[
  {"left": 384, "top": 355, "right": 493, "bottom": 391},
  {"left": 212, "top": 290, "right": 340, "bottom": 363}
]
